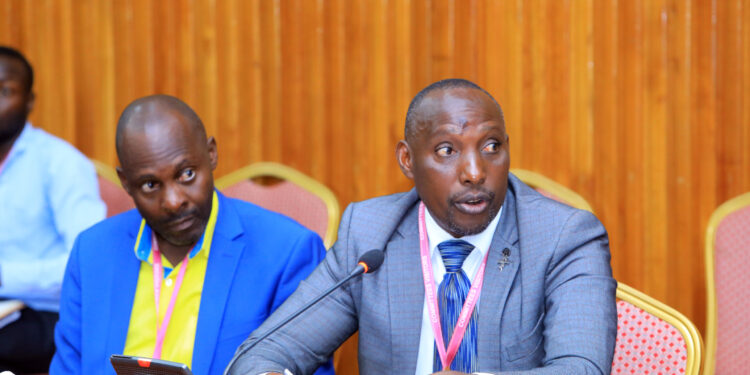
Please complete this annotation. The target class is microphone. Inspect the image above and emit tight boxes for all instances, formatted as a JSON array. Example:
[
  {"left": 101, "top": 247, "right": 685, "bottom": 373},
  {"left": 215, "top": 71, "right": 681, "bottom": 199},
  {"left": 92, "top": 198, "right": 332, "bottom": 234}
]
[
  {"left": 224, "top": 249, "right": 384, "bottom": 375},
  {"left": 351, "top": 249, "right": 384, "bottom": 276}
]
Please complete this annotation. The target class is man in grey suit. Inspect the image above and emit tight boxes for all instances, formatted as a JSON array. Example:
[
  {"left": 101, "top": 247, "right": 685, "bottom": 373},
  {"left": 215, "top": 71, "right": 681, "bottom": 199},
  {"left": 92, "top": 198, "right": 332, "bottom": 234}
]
[{"left": 229, "top": 79, "right": 617, "bottom": 374}]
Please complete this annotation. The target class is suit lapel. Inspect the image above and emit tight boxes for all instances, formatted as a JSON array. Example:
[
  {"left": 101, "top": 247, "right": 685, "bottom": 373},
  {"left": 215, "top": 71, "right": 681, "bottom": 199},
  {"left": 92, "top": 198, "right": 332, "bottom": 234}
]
[
  {"left": 104, "top": 216, "right": 143, "bottom": 359},
  {"left": 385, "top": 205, "right": 424, "bottom": 374},
  {"left": 478, "top": 187, "right": 520, "bottom": 371},
  {"left": 191, "top": 194, "right": 243, "bottom": 374}
]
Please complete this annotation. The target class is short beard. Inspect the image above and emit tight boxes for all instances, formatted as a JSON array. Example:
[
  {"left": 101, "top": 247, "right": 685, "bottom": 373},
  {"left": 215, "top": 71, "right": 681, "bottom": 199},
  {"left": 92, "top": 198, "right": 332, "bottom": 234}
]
[
  {"left": 444, "top": 202, "right": 501, "bottom": 237},
  {"left": 160, "top": 226, "right": 204, "bottom": 247},
  {"left": 150, "top": 207, "right": 208, "bottom": 248},
  {"left": 0, "top": 117, "right": 27, "bottom": 145}
]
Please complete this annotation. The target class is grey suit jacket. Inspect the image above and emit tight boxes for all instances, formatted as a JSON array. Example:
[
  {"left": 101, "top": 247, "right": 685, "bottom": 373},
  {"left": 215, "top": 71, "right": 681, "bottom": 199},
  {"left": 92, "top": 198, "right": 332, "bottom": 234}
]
[{"left": 230, "top": 174, "right": 617, "bottom": 374}]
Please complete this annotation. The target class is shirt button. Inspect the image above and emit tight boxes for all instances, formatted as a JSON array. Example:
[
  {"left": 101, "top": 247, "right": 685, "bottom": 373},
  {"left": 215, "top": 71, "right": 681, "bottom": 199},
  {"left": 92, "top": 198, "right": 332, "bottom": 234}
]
[{"left": 166, "top": 278, "right": 173, "bottom": 287}]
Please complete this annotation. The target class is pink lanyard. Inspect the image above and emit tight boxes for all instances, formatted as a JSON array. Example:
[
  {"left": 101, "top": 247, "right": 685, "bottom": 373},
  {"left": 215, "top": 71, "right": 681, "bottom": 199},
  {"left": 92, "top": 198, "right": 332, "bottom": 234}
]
[
  {"left": 419, "top": 202, "right": 489, "bottom": 371},
  {"left": 151, "top": 235, "right": 190, "bottom": 359}
]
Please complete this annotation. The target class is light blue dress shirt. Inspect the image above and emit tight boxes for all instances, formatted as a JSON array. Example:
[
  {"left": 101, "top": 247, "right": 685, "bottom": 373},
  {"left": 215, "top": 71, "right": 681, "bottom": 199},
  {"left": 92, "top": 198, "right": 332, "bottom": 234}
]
[{"left": 0, "top": 123, "right": 106, "bottom": 312}]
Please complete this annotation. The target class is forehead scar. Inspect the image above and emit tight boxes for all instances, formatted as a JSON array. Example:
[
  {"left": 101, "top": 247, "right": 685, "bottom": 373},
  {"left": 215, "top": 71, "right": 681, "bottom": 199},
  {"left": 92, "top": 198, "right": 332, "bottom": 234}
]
[{"left": 458, "top": 117, "right": 469, "bottom": 128}]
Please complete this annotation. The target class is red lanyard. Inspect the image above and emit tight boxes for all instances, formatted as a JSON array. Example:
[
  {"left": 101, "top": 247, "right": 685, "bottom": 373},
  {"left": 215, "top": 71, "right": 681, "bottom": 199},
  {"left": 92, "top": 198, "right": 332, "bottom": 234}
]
[
  {"left": 151, "top": 235, "right": 190, "bottom": 359},
  {"left": 419, "top": 202, "right": 489, "bottom": 371}
]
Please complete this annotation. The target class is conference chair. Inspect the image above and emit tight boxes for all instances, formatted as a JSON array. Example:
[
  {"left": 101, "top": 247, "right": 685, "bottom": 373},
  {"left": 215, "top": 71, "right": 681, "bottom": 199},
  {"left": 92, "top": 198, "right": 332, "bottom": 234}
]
[
  {"left": 214, "top": 161, "right": 340, "bottom": 250},
  {"left": 704, "top": 191, "right": 750, "bottom": 375},
  {"left": 215, "top": 162, "right": 348, "bottom": 370},
  {"left": 92, "top": 160, "right": 134, "bottom": 217},
  {"left": 613, "top": 283, "right": 702, "bottom": 375},
  {"left": 513, "top": 169, "right": 703, "bottom": 374}
]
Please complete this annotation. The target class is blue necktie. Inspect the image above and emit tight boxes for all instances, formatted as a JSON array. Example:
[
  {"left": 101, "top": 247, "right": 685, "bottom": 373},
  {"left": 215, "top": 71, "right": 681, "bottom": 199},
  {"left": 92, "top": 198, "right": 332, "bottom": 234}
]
[{"left": 433, "top": 239, "right": 479, "bottom": 373}]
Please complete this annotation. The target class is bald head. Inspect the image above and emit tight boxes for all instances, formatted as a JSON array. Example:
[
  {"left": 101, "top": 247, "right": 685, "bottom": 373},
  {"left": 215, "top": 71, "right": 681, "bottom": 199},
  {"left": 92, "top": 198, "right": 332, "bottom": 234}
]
[
  {"left": 116, "top": 95, "right": 207, "bottom": 163},
  {"left": 404, "top": 78, "right": 504, "bottom": 143}
]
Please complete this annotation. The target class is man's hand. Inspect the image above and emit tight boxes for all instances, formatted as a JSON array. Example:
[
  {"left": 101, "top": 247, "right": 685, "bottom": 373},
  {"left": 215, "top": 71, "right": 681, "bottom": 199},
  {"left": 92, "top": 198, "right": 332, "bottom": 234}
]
[{"left": 431, "top": 371, "right": 470, "bottom": 375}]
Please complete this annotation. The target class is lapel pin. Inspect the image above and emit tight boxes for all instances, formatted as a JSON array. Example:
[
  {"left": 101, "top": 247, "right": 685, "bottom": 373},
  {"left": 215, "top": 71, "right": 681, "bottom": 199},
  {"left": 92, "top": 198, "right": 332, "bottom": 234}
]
[{"left": 498, "top": 248, "right": 512, "bottom": 271}]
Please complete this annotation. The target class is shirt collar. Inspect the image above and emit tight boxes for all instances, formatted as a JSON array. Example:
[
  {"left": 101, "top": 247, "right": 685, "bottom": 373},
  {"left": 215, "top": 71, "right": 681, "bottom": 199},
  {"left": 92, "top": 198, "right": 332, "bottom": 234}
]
[
  {"left": 133, "top": 191, "right": 220, "bottom": 270},
  {"left": 423, "top": 203, "right": 503, "bottom": 260}
]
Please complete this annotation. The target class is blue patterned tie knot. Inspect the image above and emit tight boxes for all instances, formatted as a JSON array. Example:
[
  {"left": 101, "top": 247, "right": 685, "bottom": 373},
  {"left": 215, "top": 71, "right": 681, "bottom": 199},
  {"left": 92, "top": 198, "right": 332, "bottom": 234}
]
[{"left": 437, "top": 240, "right": 474, "bottom": 273}]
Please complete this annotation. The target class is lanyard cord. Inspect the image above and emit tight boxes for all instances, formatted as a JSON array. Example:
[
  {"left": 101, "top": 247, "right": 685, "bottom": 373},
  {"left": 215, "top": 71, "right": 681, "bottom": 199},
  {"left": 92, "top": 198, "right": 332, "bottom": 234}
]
[
  {"left": 151, "top": 235, "right": 190, "bottom": 359},
  {"left": 418, "top": 202, "right": 489, "bottom": 370}
]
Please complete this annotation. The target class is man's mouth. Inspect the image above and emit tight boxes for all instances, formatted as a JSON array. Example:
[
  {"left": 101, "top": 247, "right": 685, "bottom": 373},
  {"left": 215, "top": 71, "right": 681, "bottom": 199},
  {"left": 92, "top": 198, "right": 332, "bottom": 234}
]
[
  {"left": 453, "top": 192, "right": 493, "bottom": 215},
  {"left": 166, "top": 214, "right": 196, "bottom": 232}
]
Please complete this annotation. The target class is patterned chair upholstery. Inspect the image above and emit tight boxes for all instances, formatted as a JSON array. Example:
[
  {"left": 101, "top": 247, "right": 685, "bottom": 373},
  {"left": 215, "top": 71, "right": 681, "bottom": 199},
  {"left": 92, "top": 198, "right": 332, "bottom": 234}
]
[
  {"left": 92, "top": 160, "right": 135, "bottom": 218},
  {"left": 613, "top": 283, "right": 702, "bottom": 375},
  {"left": 215, "top": 162, "right": 340, "bottom": 250},
  {"left": 704, "top": 192, "right": 750, "bottom": 375}
]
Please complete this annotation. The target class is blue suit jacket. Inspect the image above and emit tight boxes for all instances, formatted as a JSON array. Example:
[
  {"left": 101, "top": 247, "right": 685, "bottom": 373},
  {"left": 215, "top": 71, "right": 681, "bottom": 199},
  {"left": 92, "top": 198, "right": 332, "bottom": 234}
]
[
  {"left": 51, "top": 192, "right": 335, "bottom": 375},
  {"left": 231, "top": 174, "right": 617, "bottom": 374}
]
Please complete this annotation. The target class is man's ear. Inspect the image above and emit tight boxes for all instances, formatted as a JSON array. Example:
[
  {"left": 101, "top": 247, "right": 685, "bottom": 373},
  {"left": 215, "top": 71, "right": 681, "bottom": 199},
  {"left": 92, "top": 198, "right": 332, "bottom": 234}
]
[
  {"left": 396, "top": 140, "right": 414, "bottom": 180},
  {"left": 207, "top": 136, "right": 218, "bottom": 170},
  {"left": 116, "top": 167, "right": 132, "bottom": 196}
]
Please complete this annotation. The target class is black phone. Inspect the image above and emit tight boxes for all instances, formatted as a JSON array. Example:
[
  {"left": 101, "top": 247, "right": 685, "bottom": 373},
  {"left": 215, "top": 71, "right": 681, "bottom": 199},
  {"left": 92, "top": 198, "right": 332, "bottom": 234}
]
[{"left": 110, "top": 354, "right": 193, "bottom": 375}]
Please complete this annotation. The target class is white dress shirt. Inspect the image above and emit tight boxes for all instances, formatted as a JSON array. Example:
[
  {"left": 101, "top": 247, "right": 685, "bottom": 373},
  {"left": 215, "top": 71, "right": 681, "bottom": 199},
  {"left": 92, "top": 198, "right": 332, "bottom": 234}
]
[{"left": 414, "top": 205, "right": 502, "bottom": 375}]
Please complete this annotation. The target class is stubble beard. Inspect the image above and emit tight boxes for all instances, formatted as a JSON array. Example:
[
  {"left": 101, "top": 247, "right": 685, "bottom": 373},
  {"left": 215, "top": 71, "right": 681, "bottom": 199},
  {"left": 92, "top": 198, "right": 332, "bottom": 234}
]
[{"left": 444, "top": 200, "right": 501, "bottom": 238}]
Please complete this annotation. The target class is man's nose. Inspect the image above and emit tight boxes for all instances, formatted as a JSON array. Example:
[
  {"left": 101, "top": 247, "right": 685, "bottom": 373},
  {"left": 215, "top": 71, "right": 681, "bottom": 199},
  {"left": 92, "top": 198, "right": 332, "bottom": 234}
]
[
  {"left": 162, "top": 184, "right": 187, "bottom": 213},
  {"left": 459, "top": 150, "right": 486, "bottom": 185}
]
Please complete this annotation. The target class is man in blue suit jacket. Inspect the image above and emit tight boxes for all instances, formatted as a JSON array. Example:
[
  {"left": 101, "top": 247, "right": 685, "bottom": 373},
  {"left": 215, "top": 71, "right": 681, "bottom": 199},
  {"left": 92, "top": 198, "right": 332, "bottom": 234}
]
[
  {"left": 229, "top": 79, "right": 617, "bottom": 374},
  {"left": 51, "top": 95, "right": 334, "bottom": 375}
]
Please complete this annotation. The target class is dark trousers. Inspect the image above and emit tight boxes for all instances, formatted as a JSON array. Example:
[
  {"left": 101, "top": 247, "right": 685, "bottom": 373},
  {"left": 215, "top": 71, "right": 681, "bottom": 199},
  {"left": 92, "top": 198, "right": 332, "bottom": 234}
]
[{"left": 0, "top": 307, "right": 58, "bottom": 374}]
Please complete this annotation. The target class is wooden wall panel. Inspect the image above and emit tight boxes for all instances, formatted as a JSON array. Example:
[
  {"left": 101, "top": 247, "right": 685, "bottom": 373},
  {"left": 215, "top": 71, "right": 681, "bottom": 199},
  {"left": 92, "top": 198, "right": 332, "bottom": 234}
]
[{"left": 2, "top": 0, "right": 749, "bottom": 352}]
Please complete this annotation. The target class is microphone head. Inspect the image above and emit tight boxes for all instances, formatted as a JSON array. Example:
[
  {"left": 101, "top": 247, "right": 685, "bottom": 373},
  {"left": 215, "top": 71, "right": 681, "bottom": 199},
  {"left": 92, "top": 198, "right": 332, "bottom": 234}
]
[{"left": 357, "top": 249, "right": 384, "bottom": 274}]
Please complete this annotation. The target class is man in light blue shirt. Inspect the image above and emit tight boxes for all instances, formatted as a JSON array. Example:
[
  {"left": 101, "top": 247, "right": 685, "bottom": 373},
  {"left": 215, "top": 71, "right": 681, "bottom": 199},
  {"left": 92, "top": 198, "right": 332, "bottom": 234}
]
[{"left": 0, "top": 46, "right": 106, "bottom": 373}]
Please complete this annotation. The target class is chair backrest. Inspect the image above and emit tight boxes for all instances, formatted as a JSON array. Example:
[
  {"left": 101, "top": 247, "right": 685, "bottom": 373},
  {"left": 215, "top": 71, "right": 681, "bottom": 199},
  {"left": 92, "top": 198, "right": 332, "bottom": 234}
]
[
  {"left": 510, "top": 168, "right": 594, "bottom": 212},
  {"left": 704, "top": 191, "right": 750, "bottom": 375},
  {"left": 92, "top": 160, "right": 135, "bottom": 218},
  {"left": 215, "top": 162, "right": 340, "bottom": 249},
  {"left": 613, "top": 283, "right": 702, "bottom": 375}
]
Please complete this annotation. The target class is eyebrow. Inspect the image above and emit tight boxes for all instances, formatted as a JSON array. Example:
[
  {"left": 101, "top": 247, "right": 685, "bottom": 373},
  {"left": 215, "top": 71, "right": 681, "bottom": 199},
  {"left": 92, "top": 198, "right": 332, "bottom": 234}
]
[
  {"left": 174, "top": 158, "right": 196, "bottom": 172},
  {"left": 134, "top": 173, "right": 158, "bottom": 184}
]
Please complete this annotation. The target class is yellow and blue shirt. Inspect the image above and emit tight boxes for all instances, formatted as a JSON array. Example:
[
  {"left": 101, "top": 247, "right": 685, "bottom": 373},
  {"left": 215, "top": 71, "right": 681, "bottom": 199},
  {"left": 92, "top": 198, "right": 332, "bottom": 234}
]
[{"left": 123, "top": 191, "right": 219, "bottom": 367}]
